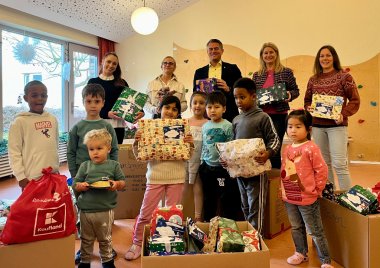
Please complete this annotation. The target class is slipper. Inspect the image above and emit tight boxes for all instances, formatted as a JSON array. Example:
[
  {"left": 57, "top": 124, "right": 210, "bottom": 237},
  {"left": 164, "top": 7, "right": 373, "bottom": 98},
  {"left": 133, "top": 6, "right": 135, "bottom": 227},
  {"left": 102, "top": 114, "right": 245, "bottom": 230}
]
[{"left": 125, "top": 244, "right": 141, "bottom": 261}]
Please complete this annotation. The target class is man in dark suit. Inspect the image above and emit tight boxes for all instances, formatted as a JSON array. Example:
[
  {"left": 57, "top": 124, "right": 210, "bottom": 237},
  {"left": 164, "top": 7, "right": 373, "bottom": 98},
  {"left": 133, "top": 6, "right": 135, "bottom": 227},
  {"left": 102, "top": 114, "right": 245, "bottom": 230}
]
[{"left": 193, "top": 39, "right": 242, "bottom": 122}]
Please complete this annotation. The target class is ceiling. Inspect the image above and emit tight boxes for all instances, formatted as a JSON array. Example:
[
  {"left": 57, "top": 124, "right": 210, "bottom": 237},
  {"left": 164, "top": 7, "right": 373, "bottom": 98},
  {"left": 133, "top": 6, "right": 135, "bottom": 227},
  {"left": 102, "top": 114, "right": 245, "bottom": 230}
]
[{"left": 0, "top": 0, "right": 199, "bottom": 42}]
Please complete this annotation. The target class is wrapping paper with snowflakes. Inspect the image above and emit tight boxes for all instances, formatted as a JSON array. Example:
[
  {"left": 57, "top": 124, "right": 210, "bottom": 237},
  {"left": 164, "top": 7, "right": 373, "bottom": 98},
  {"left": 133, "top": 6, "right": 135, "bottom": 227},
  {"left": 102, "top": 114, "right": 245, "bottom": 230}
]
[
  {"left": 137, "top": 119, "right": 190, "bottom": 161},
  {"left": 216, "top": 138, "right": 271, "bottom": 178},
  {"left": 310, "top": 94, "right": 344, "bottom": 120},
  {"left": 111, "top": 87, "right": 148, "bottom": 123},
  {"left": 257, "top": 82, "right": 287, "bottom": 105}
]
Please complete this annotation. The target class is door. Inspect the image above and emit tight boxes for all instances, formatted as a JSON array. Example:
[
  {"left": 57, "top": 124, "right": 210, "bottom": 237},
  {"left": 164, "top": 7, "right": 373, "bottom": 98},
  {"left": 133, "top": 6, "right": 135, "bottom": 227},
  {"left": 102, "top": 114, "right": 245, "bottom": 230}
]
[{"left": 67, "top": 43, "right": 98, "bottom": 130}]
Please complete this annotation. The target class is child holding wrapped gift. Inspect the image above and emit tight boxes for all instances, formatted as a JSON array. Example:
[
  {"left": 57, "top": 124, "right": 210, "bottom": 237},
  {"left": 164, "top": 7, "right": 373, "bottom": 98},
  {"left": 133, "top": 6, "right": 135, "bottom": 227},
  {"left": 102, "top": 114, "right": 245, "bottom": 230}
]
[
  {"left": 181, "top": 91, "right": 208, "bottom": 222},
  {"left": 199, "top": 91, "right": 243, "bottom": 222},
  {"left": 225, "top": 78, "right": 280, "bottom": 234},
  {"left": 74, "top": 128, "right": 126, "bottom": 268},
  {"left": 8, "top": 80, "right": 59, "bottom": 191},
  {"left": 281, "top": 109, "right": 333, "bottom": 268},
  {"left": 125, "top": 95, "right": 194, "bottom": 261}
]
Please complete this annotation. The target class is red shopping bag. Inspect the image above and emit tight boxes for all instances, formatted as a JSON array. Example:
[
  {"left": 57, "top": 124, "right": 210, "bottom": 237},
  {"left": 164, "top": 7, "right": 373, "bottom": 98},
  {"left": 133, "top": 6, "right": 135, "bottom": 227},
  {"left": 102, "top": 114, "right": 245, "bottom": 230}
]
[{"left": 0, "top": 167, "right": 76, "bottom": 244}]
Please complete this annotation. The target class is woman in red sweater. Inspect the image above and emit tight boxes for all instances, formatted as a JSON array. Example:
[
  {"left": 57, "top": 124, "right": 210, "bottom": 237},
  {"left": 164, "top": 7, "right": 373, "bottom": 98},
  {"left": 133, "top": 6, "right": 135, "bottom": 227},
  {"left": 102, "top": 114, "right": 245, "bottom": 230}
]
[{"left": 304, "top": 45, "right": 360, "bottom": 191}]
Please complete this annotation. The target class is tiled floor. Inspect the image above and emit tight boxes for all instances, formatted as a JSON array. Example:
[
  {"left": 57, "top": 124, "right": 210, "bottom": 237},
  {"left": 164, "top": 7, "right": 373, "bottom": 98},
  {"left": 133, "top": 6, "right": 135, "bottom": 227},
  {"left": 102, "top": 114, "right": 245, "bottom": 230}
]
[{"left": 1, "top": 163, "right": 379, "bottom": 268}]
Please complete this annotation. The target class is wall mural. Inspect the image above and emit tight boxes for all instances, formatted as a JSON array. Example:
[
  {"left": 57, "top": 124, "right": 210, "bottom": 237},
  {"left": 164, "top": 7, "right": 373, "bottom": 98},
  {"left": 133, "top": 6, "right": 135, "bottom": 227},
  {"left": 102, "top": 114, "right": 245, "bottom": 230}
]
[{"left": 173, "top": 43, "right": 380, "bottom": 162}]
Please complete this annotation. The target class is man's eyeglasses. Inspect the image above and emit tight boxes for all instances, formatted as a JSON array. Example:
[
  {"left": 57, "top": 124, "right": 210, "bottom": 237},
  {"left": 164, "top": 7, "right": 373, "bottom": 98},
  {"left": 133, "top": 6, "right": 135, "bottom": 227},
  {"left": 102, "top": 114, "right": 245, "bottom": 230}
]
[{"left": 162, "top": 62, "right": 175, "bottom": 66}]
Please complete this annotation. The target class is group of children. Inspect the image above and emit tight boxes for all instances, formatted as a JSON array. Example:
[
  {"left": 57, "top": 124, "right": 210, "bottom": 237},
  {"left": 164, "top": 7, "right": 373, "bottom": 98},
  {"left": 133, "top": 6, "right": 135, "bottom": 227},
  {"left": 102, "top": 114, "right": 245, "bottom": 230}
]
[{"left": 8, "top": 77, "right": 334, "bottom": 268}]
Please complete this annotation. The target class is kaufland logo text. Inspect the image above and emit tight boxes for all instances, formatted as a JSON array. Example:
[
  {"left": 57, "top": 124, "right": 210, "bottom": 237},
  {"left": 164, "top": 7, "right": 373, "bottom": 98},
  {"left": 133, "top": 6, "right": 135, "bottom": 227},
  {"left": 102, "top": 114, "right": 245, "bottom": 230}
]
[{"left": 34, "top": 203, "right": 66, "bottom": 236}]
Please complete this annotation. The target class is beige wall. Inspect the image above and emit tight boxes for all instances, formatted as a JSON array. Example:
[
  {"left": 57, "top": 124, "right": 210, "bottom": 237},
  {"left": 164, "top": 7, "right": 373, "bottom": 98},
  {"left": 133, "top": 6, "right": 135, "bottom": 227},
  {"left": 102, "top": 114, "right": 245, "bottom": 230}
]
[
  {"left": 117, "top": 0, "right": 380, "bottom": 90},
  {"left": 0, "top": 5, "right": 97, "bottom": 47},
  {"left": 117, "top": 0, "right": 380, "bottom": 161}
]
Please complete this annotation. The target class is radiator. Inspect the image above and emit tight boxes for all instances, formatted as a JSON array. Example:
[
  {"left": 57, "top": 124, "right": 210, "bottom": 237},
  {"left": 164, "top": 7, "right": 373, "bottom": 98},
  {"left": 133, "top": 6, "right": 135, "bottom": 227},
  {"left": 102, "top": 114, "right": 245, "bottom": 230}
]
[{"left": 0, "top": 142, "right": 67, "bottom": 178}]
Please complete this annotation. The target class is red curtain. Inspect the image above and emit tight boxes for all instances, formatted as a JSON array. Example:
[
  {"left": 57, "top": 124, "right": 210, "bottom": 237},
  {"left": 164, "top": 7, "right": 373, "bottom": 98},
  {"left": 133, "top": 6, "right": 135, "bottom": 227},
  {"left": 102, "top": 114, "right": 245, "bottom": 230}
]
[{"left": 98, "top": 37, "right": 115, "bottom": 67}]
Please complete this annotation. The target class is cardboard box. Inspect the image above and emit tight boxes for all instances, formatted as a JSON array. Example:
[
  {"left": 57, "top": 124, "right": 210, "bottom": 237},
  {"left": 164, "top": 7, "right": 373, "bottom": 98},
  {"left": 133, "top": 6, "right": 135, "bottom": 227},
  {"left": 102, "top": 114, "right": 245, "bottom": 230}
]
[
  {"left": 114, "top": 144, "right": 147, "bottom": 219},
  {"left": 141, "top": 222, "right": 270, "bottom": 268},
  {"left": 263, "top": 169, "right": 291, "bottom": 239},
  {"left": 320, "top": 198, "right": 380, "bottom": 268},
  {"left": 0, "top": 235, "right": 75, "bottom": 268}
]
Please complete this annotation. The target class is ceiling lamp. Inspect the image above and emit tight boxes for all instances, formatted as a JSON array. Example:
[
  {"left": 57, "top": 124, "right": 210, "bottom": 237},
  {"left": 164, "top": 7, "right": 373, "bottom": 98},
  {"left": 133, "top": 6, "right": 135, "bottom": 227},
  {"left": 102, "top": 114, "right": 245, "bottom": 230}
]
[{"left": 131, "top": 0, "right": 159, "bottom": 35}]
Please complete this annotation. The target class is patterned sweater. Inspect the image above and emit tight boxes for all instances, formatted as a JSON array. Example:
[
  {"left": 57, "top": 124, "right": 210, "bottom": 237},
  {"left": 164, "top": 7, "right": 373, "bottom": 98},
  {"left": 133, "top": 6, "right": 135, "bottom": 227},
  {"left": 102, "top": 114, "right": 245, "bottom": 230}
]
[
  {"left": 280, "top": 141, "right": 328, "bottom": 205},
  {"left": 253, "top": 67, "right": 300, "bottom": 112},
  {"left": 304, "top": 69, "right": 360, "bottom": 127}
]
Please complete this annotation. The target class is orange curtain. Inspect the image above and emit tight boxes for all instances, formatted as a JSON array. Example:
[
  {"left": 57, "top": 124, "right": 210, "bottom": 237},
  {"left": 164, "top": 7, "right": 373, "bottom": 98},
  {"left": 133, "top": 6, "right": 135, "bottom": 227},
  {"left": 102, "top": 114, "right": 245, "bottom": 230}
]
[{"left": 98, "top": 37, "right": 115, "bottom": 67}]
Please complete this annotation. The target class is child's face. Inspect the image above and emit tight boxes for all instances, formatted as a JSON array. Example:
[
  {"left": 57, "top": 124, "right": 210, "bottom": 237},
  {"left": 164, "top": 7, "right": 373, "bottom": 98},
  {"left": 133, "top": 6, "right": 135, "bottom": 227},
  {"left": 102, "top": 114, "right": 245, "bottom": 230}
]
[
  {"left": 191, "top": 95, "right": 206, "bottom": 117},
  {"left": 234, "top": 87, "right": 255, "bottom": 112},
  {"left": 87, "top": 139, "right": 110, "bottom": 164},
  {"left": 83, "top": 94, "right": 105, "bottom": 120},
  {"left": 160, "top": 102, "right": 179, "bottom": 119},
  {"left": 206, "top": 102, "right": 225, "bottom": 122},
  {"left": 286, "top": 117, "right": 309, "bottom": 144},
  {"left": 23, "top": 85, "right": 48, "bottom": 114}
]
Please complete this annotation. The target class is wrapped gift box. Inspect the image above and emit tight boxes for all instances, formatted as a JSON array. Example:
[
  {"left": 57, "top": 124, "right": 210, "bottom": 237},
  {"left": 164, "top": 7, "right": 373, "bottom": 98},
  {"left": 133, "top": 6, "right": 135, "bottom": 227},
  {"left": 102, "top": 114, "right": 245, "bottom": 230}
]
[
  {"left": 310, "top": 94, "right": 344, "bottom": 120},
  {"left": 187, "top": 217, "right": 207, "bottom": 251},
  {"left": 148, "top": 235, "right": 185, "bottom": 255},
  {"left": 216, "top": 228, "right": 245, "bottom": 253},
  {"left": 111, "top": 87, "right": 148, "bottom": 123},
  {"left": 338, "top": 185, "right": 378, "bottom": 215},
  {"left": 216, "top": 138, "right": 271, "bottom": 178},
  {"left": 150, "top": 205, "right": 184, "bottom": 236},
  {"left": 257, "top": 83, "right": 287, "bottom": 105},
  {"left": 242, "top": 230, "right": 261, "bottom": 252},
  {"left": 137, "top": 119, "right": 191, "bottom": 161},
  {"left": 195, "top": 78, "right": 217, "bottom": 93}
]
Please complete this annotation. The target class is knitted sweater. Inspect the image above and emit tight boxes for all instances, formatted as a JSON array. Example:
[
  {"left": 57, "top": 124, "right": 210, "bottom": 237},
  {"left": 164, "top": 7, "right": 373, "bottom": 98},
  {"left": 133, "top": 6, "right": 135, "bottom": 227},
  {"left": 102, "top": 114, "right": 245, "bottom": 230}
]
[
  {"left": 67, "top": 119, "right": 119, "bottom": 177},
  {"left": 74, "top": 160, "right": 125, "bottom": 212},
  {"left": 304, "top": 70, "right": 360, "bottom": 127},
  {"left": 146, "top": 160, "right": 186, "bottom": 185},
  {"left": 144, "top": 75, "right": 188, "bottom": 117},
  {"left": 280, "top": 141, "right": 328, "bottom": 205}
]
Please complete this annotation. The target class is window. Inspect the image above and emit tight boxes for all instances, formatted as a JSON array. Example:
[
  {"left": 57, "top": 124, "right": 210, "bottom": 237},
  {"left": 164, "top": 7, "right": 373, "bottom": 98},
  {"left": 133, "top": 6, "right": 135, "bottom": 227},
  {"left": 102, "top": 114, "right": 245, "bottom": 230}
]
[{"left": 0, "top": 26, "right": 98, "bottom": 140}]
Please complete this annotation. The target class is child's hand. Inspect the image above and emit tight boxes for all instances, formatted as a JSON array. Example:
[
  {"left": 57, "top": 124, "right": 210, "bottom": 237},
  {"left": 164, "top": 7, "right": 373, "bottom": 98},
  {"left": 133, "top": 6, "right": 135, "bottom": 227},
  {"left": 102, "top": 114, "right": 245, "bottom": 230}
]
[
  {"left": 19, "top": 178, "right": 29, "bottom": 191},
  {"left": 220, "top": 158, "right": 228, "bottom": 169},
  {"left": 254, "top": 150, "right": 270, "bottom": 164},
  {"left": 134, "top": 130, "right": 142, "bottom": 142},
  {"left": 109, "top": 180, "right": 118, "bottom": 191},
  {"left": 109, "top": 180, "right": 126, "bottom": 191},
  {"left": 184, "top": 134, "right": 194, "bottom": 144},
  {"left": 75, "top": 182, "right": 89, "bottom": 192}
]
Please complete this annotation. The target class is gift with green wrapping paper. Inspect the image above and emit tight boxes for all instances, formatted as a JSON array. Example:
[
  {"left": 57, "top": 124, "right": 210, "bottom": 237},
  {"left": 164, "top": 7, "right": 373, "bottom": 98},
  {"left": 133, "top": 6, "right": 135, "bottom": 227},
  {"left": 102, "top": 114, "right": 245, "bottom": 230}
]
[
  {"left": 216, "top": 227, "right": 245, "bottom": 253},
  {"left": 338, "top": 185, "right": 378, "bottom": 215}
]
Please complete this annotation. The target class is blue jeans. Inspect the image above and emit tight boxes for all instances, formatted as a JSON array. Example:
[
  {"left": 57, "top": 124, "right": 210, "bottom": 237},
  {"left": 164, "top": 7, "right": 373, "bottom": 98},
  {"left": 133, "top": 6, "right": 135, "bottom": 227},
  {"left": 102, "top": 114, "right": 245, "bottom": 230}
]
[
  {"left": 312, "top": 126, "right": 351, "bottom": 191},
  {"left": 237, "top": 173, "right": 268, "bottom": 234},
  {"left": 285, "top": 200, "right": 331, "bottom": 264}
]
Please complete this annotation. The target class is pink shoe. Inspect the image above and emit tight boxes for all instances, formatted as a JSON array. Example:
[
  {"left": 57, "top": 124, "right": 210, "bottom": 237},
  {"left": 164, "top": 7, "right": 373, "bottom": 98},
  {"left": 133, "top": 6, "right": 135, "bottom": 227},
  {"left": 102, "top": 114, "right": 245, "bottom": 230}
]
[
  {"left": 124, "top": 244, "right": 141, "bottom": 261},
  {"left": 321, "top": 264, "right": 334, "bottom": 268},
  {"left": 287, "top": 252, "right": 309, "bottom": 265}
]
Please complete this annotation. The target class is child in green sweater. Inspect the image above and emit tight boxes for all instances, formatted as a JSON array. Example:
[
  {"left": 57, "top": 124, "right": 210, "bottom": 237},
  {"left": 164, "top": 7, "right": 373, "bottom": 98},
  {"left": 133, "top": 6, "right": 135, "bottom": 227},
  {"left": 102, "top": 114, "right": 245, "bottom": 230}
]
[{"left": 74, "top": 128, "right": 126, "bottom": 268}]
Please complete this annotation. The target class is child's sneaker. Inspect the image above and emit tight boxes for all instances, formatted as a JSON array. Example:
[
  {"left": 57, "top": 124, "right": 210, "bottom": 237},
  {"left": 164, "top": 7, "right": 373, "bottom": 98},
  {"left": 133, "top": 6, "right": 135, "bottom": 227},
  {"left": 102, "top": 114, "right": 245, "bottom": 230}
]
[
  {"left": 321, "top": 264, "right": 334, "bottom": 268},
  {"left": 124, "top": 244, "right": 141, "bottom": 261},
  {"left": 287, "top": 252, "right": 309, "bottom": 265}
]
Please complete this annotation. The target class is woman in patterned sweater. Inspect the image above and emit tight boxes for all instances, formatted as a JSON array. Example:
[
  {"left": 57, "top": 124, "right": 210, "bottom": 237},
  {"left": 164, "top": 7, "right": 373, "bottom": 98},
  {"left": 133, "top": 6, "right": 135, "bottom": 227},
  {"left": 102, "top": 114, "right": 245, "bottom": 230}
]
[
  {"left": 253, "top": 42, "right": 300, "bottom": 168},
  {"left": 304, "top": 45, "right": 360, "bottom": 191}
]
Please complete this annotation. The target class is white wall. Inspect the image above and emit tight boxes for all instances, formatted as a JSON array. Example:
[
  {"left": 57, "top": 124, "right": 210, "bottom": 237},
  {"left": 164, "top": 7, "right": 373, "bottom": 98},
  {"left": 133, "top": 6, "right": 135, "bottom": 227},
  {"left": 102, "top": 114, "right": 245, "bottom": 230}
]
[{"left": 117, "top": 0, "right": 380, "bottom": 91}]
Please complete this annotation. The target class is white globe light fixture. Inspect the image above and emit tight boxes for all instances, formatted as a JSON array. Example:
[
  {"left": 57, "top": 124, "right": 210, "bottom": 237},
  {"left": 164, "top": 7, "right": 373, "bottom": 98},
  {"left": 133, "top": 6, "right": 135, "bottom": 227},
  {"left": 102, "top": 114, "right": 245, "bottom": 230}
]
[{"left": 131, "top": 1, "right": 159, "bottom": 35}]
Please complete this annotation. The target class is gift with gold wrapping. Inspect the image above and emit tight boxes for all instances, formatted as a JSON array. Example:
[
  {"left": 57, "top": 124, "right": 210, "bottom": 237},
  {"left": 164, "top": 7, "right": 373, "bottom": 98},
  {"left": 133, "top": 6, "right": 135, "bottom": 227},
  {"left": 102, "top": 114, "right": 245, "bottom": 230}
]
[{"left": 202, "top": 216, "right": 219, "bottom": 253}]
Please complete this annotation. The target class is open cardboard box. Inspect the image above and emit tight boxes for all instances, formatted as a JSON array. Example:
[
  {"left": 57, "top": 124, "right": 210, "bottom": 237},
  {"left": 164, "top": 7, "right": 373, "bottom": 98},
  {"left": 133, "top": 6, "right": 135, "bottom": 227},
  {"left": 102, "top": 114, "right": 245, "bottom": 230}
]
[
  {"left": 114, "top": 144, "right": 147, "bottom": 220},
  {"left": 0, "top": 235, "right": 75, "bottom": 268},
  {"left": 320, "top": 198, "right": 380, "bottom": 268},
  {"left": 264, "top": 169, "right": 290, "bottom": 239},
  {"left": 141, "top": 221, "right": 270, "bottom": 268}
]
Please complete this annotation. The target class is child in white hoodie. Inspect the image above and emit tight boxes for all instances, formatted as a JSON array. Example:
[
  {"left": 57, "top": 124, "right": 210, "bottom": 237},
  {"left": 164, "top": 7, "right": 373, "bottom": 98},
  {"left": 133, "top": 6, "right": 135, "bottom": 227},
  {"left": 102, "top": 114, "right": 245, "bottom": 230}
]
[{"left": 8, "top": 80, "right": 59, "bottom": 191}]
